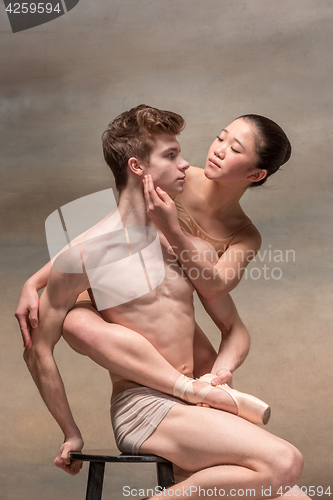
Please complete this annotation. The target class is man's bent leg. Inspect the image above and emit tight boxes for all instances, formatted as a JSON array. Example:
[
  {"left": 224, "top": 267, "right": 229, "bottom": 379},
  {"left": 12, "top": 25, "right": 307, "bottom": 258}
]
[{"left": 139, "top": 404, "right": 304, "bottom": 500}]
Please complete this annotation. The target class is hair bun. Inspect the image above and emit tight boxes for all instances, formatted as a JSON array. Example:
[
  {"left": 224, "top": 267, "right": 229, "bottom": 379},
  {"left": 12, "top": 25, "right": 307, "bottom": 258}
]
[
  {"left": 238, "top": 114, "right": 292, "bottom": 187},
  {"left": 282, "top": 141, "right": 292, "bottom": 165}
]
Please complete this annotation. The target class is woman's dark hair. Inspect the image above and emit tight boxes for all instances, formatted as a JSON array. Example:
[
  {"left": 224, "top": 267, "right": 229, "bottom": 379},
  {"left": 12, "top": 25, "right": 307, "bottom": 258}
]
[{"left": 237, "top": 114, "right": 292, "bottom": 187}]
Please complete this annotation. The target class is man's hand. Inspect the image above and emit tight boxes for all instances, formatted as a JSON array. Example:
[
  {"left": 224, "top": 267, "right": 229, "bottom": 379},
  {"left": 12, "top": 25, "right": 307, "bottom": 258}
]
[
  {"left": 15, "top": 281, "right": 40, "bottom": 349},
  {"left": 54, "top": 436, "right": 84, "bottom": 476}
]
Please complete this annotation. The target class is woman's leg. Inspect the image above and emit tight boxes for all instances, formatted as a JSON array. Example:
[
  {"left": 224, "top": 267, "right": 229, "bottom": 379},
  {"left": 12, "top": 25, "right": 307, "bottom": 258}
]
[
  {"left": 139, "top": 404, "right": 305, "bottom": 500},
  {"left": 62, "top": 303, "right": 235, "bottom": 413},
  {"left": 63, "top": 302, "right": 181, "bottom": 393}
]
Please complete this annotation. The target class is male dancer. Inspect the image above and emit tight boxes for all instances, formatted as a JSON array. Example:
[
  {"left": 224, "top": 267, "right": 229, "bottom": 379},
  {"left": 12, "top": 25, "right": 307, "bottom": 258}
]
[{"left": 23, "top": 105, "right": 304, "bottom": 499}]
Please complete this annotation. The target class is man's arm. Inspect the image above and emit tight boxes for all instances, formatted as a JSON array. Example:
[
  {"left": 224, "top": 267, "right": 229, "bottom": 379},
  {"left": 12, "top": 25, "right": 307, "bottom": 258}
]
[{"left": 23, "top": 266, "right": 88, "bottom": 475}]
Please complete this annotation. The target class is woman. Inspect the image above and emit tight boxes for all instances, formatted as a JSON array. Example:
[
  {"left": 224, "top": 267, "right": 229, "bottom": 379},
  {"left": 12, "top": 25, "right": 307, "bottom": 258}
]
[
  {"left": 15, "top": 112, "right": 291, "bottom": 428},
  {"left": 144, "top": 114, "right": 291, "bottom": 302}
]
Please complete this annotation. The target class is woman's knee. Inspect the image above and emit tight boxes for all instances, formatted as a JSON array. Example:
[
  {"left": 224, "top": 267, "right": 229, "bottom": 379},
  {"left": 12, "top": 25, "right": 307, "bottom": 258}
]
[
  {"left": 63, "top": 308, "right": 82, "bottom": 337},
  {"left": 62, "top": 305, "right": 98, "bottom": 349}
]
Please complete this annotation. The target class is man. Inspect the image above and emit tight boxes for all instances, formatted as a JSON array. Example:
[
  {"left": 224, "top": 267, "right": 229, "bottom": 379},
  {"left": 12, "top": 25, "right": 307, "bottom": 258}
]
[{"left": 23, "top": 105, "right": 304, "bottom": 499}]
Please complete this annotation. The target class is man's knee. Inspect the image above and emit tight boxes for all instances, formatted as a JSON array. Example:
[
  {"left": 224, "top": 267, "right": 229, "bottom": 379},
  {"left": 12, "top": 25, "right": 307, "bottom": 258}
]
[
  {"left": 284, "top": 445, "right": 304, "bottom": 486},
  {"left": 266, "top": 442, "right": 304, "bottom": 492}
]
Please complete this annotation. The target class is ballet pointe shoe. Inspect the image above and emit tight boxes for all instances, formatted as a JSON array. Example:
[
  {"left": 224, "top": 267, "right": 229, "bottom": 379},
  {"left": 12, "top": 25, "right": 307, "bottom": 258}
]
[
  {"left": 198, "top": 374, "right": 271, "bottom": 425},
  {"left": 173, "top": 374, "right": 215, "bottom": 404}
]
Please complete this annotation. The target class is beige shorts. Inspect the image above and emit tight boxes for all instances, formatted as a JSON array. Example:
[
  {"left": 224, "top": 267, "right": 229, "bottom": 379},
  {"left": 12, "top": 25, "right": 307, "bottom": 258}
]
[{"left": 111, "top": 380, "right": 187, "bottom": 455}]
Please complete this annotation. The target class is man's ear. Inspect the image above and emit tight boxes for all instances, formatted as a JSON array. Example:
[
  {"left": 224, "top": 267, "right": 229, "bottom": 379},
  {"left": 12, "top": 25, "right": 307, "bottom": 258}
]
[
  {"left": 247, "top": 169, "right": 267, "bottom": 183},
  {"left": 128, "top": 157, "right": 144, "bottom": 177}
]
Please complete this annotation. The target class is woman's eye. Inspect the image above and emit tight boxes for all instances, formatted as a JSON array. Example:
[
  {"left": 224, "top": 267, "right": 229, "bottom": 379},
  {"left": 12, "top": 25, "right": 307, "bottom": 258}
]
[
  {"left": 231, "top": 147, "right": 240, "bottom": 154},
  {"left": 216, "top": 136, "right": 223, "bottom": 142}
]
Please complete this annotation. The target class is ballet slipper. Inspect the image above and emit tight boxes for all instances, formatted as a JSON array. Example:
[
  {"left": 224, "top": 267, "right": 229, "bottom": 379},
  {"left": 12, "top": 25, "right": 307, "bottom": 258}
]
[
  {"left": 173, "top": 374, "right": 217, "bottom": 404},
  {"left": 198, "top": 373, "right": 271, "bottom": 425},
  {"left": 173, "top": 374, "right": 271, "bottom": 425}
]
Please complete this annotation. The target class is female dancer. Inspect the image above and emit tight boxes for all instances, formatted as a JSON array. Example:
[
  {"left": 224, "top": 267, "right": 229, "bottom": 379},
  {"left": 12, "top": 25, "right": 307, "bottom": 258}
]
[
  {"left": 144, "top": 114, "right": 290, "bottom": 301},
  {"left": 15, "top": 111, "right": 291, "bottom": 434}
]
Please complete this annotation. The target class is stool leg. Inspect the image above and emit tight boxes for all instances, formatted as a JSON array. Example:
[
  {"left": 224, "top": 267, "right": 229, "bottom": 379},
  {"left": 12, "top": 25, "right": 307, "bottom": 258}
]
[
  {"left": 86, "top": 462, "right": 106, "bottom": 500},
  {"left": 156, "top": 461, "right": 174, "bottom": 489}
]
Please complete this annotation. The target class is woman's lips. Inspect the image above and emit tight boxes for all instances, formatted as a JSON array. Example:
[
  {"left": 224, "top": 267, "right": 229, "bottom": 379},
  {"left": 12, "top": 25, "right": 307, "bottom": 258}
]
[{"left": 208, "top": 158, "right": 220, "bottom": 168}]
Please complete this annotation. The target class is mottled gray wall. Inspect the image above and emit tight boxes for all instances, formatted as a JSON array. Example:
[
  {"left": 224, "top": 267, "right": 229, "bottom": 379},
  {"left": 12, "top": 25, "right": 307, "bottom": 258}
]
[{"left": 1, "top": 1, "right": 332, "bottom": 499}]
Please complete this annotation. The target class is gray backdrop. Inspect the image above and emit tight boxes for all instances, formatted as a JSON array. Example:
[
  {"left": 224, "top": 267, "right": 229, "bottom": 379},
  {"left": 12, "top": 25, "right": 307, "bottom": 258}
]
[{"left": 1, "top": 1, "right": 332, "bottom": 499}]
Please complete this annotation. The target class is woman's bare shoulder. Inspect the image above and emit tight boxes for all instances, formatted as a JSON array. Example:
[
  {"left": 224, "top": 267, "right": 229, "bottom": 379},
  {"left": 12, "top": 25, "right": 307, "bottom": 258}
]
[
  {"left": 231, "top": 221, "right": 262, "bottom": 252},
  {"left": 181, "top": 166, "right": 204, "bottom": 199},
  {"left": 187, "top": 166, "right": 204, "bottom": 179}
]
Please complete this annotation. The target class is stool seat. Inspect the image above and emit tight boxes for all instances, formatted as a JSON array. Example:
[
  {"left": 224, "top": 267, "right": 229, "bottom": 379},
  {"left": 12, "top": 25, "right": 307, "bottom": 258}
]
[{"left": 70, "top": 449, "right": 174, "bottom": 500}]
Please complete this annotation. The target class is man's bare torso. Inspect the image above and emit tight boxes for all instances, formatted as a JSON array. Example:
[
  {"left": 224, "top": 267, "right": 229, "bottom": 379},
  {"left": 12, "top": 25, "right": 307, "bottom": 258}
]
[
  {"left": 56, "top": 209, "right": 217, "bottom": 384},
  {"left": 100, "top": 231, "right": 197, "bottom": 383}
]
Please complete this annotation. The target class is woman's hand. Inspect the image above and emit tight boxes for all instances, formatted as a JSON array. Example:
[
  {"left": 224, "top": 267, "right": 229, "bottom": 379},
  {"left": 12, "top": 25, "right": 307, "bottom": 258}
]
[
  {"left": 15, "top": 281, "right": 40, "bottom": 349},
  {"left": 196, "top": 370, "right": 233, "bottom": 408},
  {"left": 210, "top": 368, "right": 233, "bottom": 388},
  {"left": 143, "top": 174, "right": 181, "bottom": 236}
]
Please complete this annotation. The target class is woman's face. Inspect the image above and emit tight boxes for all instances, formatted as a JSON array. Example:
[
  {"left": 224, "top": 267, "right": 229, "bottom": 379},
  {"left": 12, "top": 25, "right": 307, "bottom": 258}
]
[{"left": 204, "top": 118, "right": 262, "bottom": 185}]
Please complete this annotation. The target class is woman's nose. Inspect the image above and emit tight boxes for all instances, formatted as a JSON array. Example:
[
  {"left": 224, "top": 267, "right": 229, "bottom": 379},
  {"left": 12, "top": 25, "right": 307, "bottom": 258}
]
[{"left": 214, "top": 145, "right": 225, "bottom": 159}]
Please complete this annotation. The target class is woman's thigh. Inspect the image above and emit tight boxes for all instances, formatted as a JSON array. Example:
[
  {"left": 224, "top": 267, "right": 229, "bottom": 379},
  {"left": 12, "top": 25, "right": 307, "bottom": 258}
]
[
  {"left": 62, "top": 301, "right": 106, "bottom": 353},
  {"left": 62, "top": 301, "right": 137, "bottom": 370},
  {"left": 61, "top": 302, "right": 182, "bottom": 391},
  {"left": 139, "top": 403, "right": 295, "bottom": 473}
]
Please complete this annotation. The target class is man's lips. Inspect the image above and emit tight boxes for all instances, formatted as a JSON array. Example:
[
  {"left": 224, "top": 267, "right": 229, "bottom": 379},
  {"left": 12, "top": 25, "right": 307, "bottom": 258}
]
[{"left": 208, "top": 158, "right": 221, "bottom": 168}]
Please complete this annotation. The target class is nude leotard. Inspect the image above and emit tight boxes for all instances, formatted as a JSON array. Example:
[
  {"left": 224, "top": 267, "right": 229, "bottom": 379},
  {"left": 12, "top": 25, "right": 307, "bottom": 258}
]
[{"left": 174, "top": 196, "right": 253, "bottom": 257}]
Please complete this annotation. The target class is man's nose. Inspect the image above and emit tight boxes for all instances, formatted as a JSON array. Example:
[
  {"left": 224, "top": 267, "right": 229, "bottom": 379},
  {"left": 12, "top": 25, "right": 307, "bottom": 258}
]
[{"left": 179, "top": 157, "right": 190, "bottom": 171}]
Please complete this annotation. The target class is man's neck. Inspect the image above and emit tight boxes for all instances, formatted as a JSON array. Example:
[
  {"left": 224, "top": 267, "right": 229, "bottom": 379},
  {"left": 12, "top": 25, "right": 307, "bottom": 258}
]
[{"left": 117, "top": 184, "right": 154, "bottom": 228}]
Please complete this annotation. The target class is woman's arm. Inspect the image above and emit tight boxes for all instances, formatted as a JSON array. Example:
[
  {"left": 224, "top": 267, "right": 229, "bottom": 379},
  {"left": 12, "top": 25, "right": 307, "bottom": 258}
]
[
  {"left": 199, "top": 293, "right": 250, "bottom": 378},
  {"left": 192, "top": 323, "right": 217, "bottom": 378},
  {"left": 15, "top": 261, "right": 52, "bottom": 348},
  {"left": 193, "top": 294, "right": 250, "bottom": 390},
  {"left": 144, "top": 175, "right": 261, "bottom": 302}
]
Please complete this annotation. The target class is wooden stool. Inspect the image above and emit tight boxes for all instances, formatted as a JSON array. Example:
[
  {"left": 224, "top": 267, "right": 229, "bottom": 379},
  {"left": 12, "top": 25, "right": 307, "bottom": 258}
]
[{"left": 70, "top": 450, "right": 174, "bottom": 500}]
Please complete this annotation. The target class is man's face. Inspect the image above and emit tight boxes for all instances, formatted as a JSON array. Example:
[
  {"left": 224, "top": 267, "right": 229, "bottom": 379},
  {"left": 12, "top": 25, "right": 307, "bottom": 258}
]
[{"left": 143, "top": 134, "right": 190, "bottom": 198}]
